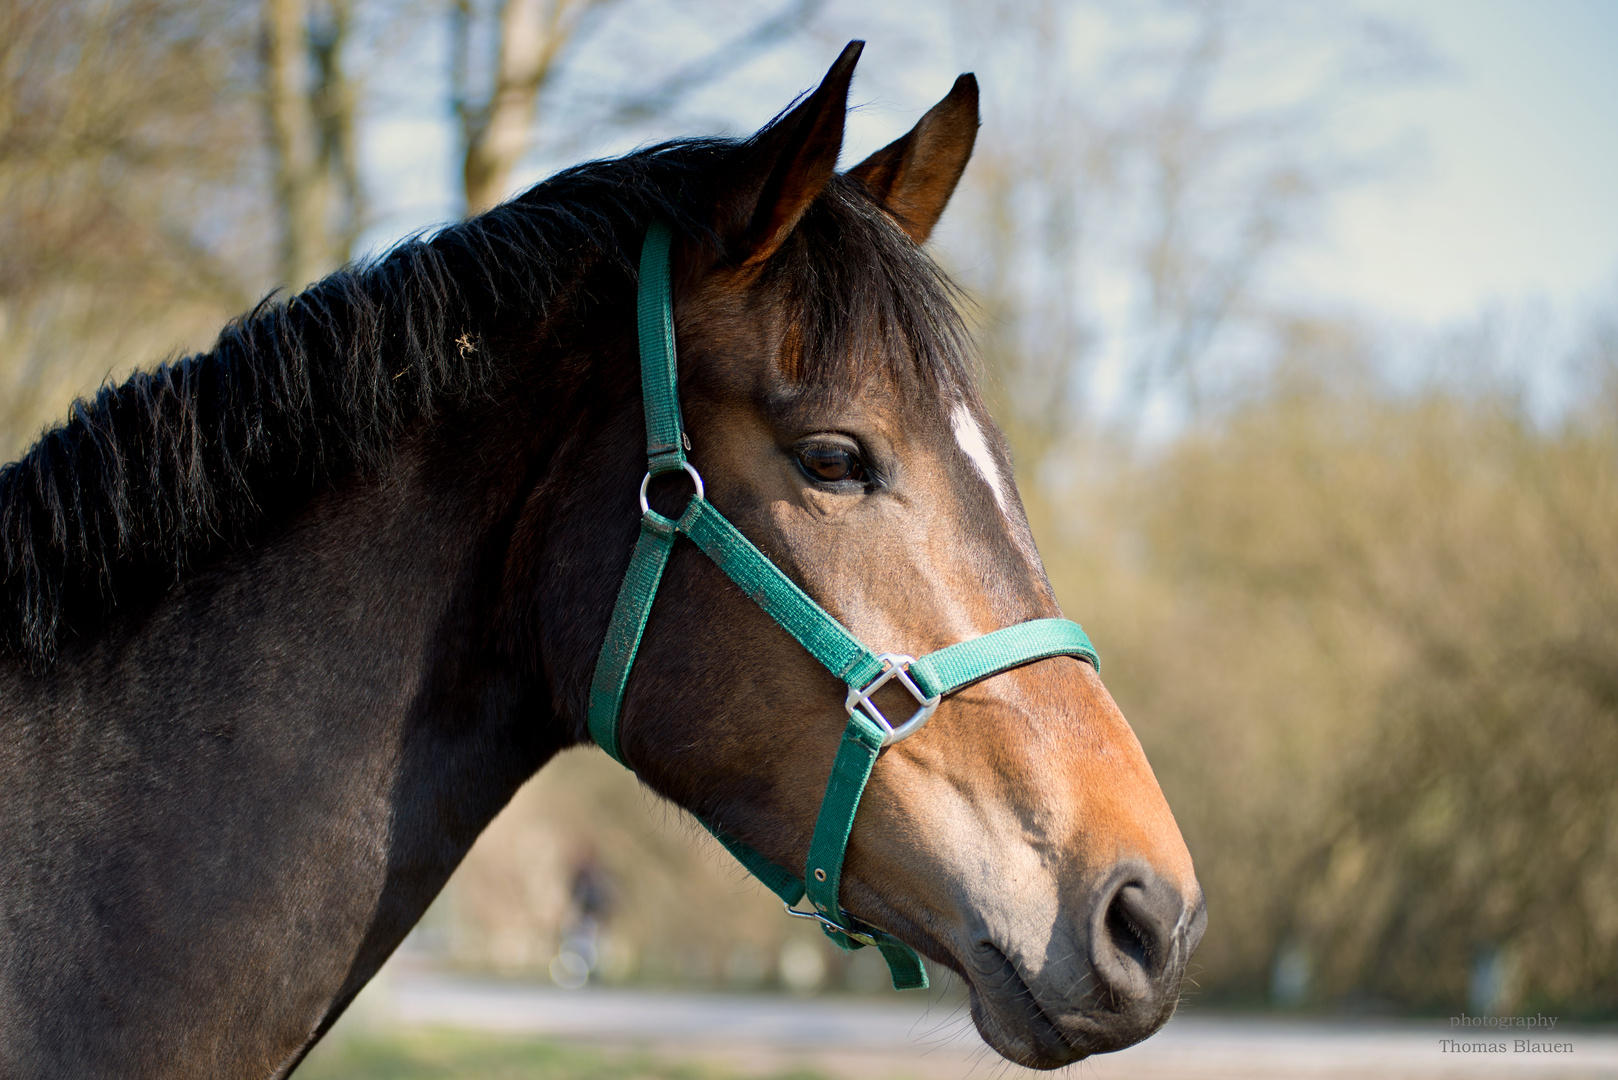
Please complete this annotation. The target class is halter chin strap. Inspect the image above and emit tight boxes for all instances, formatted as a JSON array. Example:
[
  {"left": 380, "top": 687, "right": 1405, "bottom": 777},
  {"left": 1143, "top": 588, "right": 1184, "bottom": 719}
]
[{"left": 585, "top": 222, "right": 1100, "bottom": 991}]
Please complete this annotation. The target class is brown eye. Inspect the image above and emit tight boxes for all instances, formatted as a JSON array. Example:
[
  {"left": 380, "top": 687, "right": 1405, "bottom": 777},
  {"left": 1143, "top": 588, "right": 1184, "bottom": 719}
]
[{"left": 796, "top": 445, "right": 865, "bottom": 484}]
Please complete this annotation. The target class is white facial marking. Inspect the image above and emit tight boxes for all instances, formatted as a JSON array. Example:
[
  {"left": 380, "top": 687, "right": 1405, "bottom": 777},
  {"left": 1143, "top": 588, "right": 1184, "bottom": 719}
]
[{"left": 951, "top": 404, "right": 1010, "bottom": 515}]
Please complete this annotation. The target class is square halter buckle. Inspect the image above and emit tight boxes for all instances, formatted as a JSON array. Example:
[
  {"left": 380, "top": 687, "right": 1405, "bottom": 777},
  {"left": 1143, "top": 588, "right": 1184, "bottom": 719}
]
[{"left": 845, "top": 653, "right": 941, "bottom": 747}]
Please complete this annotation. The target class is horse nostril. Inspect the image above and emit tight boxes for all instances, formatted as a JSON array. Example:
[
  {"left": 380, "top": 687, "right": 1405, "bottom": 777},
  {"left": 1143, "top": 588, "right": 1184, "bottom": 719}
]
[
  {"left": 1105, "top": 890, "right": 1151, "bottom": 967},
  {"left": 1088, "top": 872, "right": 1185, "bottom": 1004}
]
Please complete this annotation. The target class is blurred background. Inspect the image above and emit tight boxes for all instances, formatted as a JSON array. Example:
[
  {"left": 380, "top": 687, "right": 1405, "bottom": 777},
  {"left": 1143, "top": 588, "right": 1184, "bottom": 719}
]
[{"left": 4, "top": 0, "right": 1617, "bottom": 1035}]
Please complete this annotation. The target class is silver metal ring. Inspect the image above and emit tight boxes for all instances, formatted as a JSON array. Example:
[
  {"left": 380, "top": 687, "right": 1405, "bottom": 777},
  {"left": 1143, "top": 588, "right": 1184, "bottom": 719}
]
[{"left": 639, "top": 461, "right": 704, "bottom": 515}]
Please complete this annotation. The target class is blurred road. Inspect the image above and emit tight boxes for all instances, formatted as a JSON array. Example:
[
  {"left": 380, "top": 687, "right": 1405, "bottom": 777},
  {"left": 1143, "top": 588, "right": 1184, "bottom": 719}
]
[{"left": 349, "top": 962, "right": 1618, "bottom": 1080}]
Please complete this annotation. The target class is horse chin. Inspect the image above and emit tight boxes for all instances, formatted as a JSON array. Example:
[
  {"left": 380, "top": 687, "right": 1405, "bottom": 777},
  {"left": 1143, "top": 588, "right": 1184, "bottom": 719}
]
[
  {"left": 960, "top": 944, "right": 1093, "bottom": 1069},
  {"left": 954, "top": 918, "right": 1195, "bottom": 1070}
]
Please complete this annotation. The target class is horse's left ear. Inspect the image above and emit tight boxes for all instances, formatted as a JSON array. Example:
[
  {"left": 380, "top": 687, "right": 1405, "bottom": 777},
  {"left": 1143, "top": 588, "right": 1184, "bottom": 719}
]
[{"left": 847, "top": 74, "right": 979, "bottom": 244}]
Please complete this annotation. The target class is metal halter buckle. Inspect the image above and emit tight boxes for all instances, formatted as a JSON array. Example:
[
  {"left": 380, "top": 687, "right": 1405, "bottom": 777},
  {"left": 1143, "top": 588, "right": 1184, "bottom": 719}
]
[
  {"left": 639, "top": 461, "right": 704, "bottom": 515},
  {"left": 845, "top": 653, "right": 941, "bottom": 747},
  {"left": 783, "top": 902, "right": 880, "bottom": 947}
]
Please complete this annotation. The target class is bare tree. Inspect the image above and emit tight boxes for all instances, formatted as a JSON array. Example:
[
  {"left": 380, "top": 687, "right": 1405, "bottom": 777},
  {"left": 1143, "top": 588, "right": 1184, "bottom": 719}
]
[
  {"left": 0, "top": 0, "right": 266, "bottom": 454},
  {"left": 943, "top": 0, "right": 1428, "bottom": 449},
  {"left": 449, "top": 0, "right": 826, "bottom": 215},
  {"left": 262, "top": 0, "right": 362, "bottom": 288},
  {"left": 452, "top": 0, "right": 608, "bottom": 214}
]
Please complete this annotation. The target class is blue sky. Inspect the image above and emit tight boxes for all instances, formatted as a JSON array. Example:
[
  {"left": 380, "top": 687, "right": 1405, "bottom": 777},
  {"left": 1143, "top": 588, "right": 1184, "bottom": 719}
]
[{"left": 1290, "top": 0, "right": 1618, "bottom": 323}]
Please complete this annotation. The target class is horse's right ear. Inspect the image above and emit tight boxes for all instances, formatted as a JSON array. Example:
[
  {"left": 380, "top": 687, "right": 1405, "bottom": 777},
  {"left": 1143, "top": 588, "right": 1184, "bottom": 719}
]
[{"left": 716, "top": 41, "right": 862, "bottom": 268}]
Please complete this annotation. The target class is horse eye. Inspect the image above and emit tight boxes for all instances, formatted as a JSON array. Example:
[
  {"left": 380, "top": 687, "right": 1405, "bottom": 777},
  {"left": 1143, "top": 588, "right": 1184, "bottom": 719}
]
[{"left": 796, "top": 445, "right": 865, "bottom": 484}]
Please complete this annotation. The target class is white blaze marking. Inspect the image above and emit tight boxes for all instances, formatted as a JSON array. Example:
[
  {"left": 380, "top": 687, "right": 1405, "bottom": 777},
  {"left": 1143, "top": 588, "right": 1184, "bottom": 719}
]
[{"left": 951, "top": 404, "right": 1009, "bottom": 515}]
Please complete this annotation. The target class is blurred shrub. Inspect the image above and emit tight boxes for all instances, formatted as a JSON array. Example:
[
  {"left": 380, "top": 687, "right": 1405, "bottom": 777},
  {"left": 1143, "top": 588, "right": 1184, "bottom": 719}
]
[{"left": 1036, "top": 351, "right": 1618, "bottom": 1012}]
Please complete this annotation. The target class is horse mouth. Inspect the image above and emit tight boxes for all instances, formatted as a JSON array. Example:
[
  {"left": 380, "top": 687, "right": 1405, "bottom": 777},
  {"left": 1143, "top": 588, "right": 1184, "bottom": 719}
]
[
  {"left": 961, "top": 941, "right": 1089, "bottom": 1068},
  {"left": 959, "top": 938, "right": 1181, "bottom": 1070}
]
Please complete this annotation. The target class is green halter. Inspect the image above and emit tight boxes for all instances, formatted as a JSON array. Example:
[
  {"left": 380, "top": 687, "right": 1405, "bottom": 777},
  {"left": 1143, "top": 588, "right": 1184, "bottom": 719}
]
[{"left": 585, "top": 222, "right": 1100, "bottom": 991}]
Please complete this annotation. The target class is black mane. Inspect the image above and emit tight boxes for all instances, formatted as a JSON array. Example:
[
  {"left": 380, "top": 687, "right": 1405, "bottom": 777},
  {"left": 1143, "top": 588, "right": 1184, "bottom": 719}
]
[{"left": 0, "top": 135, "right": 971, "bottom": 666}]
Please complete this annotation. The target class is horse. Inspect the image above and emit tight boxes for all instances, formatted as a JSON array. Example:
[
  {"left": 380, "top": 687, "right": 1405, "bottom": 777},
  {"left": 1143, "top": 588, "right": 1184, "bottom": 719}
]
[{"left": 0, "top": 42, "right": 1204, "bottom": 1078}]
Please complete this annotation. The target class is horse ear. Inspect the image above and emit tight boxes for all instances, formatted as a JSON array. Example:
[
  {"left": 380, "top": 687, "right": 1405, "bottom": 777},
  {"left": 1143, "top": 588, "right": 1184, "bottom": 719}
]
[
  {"left": 720, "top": 41, "right": 862, "bottom": 268},
  {"left": 846, "top": 73, "right": 979, "bottom": 244}
]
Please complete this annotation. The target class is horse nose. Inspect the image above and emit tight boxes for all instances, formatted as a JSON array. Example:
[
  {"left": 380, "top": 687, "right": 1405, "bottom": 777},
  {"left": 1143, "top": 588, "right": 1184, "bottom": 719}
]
[{"left": 1088, "top": 866, "right": 1202, "bottom": 1004}]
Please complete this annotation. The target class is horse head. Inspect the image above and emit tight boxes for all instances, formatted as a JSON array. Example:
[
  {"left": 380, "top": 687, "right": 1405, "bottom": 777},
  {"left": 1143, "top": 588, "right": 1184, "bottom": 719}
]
[{"left": 534, "top": 43, "right": 1205, "bottom": 1068}]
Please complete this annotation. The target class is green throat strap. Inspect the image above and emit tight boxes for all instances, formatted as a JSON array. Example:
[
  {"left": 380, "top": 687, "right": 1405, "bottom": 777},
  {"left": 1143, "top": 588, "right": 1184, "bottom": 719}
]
[{"left": 585, "top": 222, "right": 1101, "bottom": 992}]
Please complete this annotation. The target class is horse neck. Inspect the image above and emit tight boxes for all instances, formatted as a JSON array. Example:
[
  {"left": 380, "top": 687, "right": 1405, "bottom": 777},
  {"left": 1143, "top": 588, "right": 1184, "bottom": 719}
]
[{"left": 0, "top": 307, "right": 628, "bottom": 1077}]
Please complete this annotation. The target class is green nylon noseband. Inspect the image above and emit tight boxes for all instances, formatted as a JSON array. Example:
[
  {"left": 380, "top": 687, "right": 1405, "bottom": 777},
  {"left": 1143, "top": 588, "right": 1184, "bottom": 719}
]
[{"left": 585, "top": 222, "right": 1101, "bottom": 991}]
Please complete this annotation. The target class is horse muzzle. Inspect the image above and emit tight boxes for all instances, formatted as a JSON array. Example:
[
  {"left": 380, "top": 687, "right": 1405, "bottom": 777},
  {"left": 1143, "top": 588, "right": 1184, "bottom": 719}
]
[{"left": 957, "top": 862, "right": 1207, "bottom": 1069}]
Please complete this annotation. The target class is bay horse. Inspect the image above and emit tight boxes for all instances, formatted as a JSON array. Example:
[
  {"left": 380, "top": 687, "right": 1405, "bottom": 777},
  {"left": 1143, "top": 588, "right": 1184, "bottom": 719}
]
[{"left": 0, "top": 43, "right": 1204, "bottom": 1078}]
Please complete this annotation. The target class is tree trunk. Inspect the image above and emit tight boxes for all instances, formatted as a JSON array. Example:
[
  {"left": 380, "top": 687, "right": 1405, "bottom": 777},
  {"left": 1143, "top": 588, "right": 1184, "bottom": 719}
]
[
  {"left": 455, "top": 0, "right": 823, "bottom": 215},
  {"left": 460, "top": 0, "right": 578, "bottom": 215},
  {"left": 263, "top": 0, "right": 358, "bottom": 290}
]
